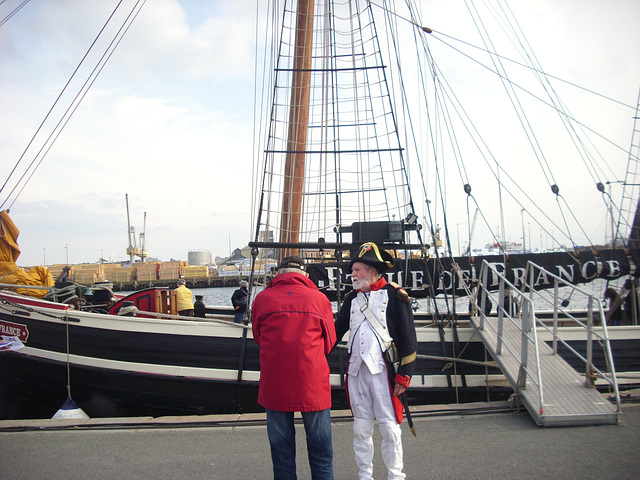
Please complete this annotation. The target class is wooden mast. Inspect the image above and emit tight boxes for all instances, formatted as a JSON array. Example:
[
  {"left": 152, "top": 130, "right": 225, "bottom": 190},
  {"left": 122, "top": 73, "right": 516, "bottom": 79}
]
[{"left": 280, "top": 0, "right": 314, "bottom": 260}]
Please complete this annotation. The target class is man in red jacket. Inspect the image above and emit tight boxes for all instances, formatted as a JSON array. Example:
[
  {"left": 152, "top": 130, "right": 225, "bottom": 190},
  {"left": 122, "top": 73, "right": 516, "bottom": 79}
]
[{"left": 252, "top": 255, "right": 337, "bottom": 480}]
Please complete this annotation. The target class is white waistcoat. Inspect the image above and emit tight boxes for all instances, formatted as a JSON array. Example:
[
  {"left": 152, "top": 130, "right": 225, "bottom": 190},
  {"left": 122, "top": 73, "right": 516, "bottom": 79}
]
[{"left": 347, "top": 289, "right": 390, "bottom": 376}]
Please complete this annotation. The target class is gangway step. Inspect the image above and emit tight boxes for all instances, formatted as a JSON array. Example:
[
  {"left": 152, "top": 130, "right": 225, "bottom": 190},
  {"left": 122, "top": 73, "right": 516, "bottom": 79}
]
[{"left": 471, "top": 315, "right": 620, "bottom": 427}]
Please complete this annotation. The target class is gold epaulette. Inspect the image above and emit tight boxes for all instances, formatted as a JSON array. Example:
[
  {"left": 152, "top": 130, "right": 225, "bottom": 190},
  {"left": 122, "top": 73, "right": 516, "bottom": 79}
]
[{"left": 389, "top": 281, "right": 410, "bottom": 303}]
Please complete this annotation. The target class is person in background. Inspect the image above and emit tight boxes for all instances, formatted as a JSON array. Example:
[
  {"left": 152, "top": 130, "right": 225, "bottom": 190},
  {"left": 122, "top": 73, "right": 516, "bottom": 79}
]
[
  {"left": 251, "top": 256, "right": 336, "bottom": 480},
  {"left": 175, "top": 278, "right": 194, "bottom": 316},
  {"left": 231, "top": 280, "right": 249, "bottom": 323},
  {"left": 335, "top": 242, "right": 417, "bottom": 480},
  {"left": 194, "top": 295, "right": 206, "bottom": 318}
]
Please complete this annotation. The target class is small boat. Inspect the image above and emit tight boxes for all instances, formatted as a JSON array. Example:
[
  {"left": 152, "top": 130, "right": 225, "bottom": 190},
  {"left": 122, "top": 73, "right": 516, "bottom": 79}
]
[{"left": 1, "top": 0, "right": 639, "bottom": 420}]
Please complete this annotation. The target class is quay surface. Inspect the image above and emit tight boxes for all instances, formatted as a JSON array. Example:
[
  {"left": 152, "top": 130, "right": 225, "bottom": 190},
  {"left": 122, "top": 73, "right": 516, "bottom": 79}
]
[{"left": 1, "top": 401, "right": 638, "bottom": 480}]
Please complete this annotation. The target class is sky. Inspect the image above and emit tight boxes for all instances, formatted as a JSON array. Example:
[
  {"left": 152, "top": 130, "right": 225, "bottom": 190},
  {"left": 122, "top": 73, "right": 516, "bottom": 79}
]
[{"left": 1, "top": 0, "right": 639, "bottom": 266}]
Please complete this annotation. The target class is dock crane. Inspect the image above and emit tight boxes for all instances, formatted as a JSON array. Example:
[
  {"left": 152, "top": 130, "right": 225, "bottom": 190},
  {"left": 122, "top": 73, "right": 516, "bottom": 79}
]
[
  {"left": 125, "top": 194, "right": 147, "bottom": 264},
  {"left": 139, "top": 211, "right": 147, "bottom": 262}
]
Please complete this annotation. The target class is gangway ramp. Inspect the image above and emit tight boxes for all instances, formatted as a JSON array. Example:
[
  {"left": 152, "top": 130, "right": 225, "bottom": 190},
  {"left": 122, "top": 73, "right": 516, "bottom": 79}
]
[
  {"left": 471, "top": 314, "right": 618, "bottom": 426},
  {"left": 469, "top": 260, "right": 622, "bottom": 427}
]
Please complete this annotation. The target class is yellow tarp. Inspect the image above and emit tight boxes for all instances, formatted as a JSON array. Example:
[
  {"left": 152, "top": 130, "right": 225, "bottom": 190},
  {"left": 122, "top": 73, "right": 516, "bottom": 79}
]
[{"left": 0, "top": 210, "right": 54, "bottom": 298}]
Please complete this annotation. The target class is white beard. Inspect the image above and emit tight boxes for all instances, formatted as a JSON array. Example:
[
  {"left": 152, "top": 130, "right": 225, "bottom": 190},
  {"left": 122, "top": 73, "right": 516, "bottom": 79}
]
[{"left": 352, "top": 276, "right": 371, "bottom": 291}]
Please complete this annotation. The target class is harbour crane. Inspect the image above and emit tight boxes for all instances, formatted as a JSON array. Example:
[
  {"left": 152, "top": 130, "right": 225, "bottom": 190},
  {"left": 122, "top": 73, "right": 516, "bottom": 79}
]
[
  {"left": 125, "top": 194, "right": 147, "bottom": 264},
  {"left": 139, "top": 211, "right": 147, "bottom": 263}
]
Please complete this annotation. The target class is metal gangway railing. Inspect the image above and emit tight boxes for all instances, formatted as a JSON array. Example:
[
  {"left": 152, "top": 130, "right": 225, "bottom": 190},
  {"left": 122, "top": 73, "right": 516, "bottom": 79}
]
[{"left": 471, "top": 260, "right": 621, "bottom": 426}]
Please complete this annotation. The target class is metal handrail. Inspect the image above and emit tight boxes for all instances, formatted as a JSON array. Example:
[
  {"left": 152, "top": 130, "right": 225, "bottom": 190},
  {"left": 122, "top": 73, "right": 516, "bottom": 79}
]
[
  {"left": 523, "top": 261, "right": 621, "bottom": 411},
  {"left": 474, "top": 260, "right": 621, "bottom": 415},
  {"left": 477, "top": 262, "right": 544, "bottom": 411}
]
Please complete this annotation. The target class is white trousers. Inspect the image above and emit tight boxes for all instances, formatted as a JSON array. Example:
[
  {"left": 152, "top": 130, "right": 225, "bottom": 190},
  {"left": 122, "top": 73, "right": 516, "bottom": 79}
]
[{"left": 349, "top": 363, "right": 405, "bottom": 480}]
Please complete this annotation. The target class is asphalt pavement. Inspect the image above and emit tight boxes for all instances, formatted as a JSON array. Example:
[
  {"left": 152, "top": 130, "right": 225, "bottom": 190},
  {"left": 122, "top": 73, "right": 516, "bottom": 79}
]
[{"left": 1, "top": 401, "right": 638, "bottom": 480}]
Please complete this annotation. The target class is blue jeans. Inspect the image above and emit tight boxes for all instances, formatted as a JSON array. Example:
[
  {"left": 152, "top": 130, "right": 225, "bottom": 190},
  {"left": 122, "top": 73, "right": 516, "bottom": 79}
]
[
  {"left": 234, "top": 311, "right": 244, "bottom": 323},
  {"left": 266, "top": 408, "right": 334, "bottom": 480}
]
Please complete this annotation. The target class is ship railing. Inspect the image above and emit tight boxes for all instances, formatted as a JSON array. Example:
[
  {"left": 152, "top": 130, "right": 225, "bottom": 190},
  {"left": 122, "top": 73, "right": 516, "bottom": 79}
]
[
  {"left": 523, "top": 261, "right": 621, "bottom": 404},
  {"left": 475, "top": 261, "right": 545, "bottom": 406},
  {"left": 0, "top": 283, "right": 51, "bottom": 292},
  {"left": 474, "top": 260, "right": 621, "bottom": 412}
]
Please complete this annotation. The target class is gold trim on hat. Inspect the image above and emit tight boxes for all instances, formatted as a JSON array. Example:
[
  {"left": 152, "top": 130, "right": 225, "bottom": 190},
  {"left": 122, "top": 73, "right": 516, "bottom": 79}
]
[{"left": 358, "top": 242, "right": 393, "bottom": 268}]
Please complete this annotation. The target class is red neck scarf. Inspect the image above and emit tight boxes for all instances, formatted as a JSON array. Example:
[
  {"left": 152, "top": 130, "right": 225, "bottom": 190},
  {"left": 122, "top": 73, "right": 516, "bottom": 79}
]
[{"left": 369, "top": 277, "right": 387, "bottom": 291}]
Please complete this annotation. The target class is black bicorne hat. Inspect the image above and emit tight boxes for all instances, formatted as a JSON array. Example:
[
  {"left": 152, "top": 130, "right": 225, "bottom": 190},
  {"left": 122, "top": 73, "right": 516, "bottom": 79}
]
[{"left": 349, "top": 242, "right": 394, "bottom": 273}]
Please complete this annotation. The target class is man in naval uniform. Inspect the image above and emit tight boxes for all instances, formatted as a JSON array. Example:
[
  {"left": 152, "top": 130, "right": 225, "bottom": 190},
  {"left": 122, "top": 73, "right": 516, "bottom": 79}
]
[{"left": 335, "top": 242, "right": 417, "bottom": 480}]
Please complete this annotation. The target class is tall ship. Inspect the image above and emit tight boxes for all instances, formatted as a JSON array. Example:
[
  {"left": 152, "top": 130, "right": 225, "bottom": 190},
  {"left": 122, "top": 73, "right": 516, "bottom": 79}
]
[{"left": 0, "top": 0, "right": 638, "bottom": 425}]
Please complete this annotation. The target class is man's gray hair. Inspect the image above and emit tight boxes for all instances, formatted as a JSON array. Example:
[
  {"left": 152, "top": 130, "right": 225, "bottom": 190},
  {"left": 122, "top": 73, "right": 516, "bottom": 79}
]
[
  {"left": 239, "top": 280, "right": 248, "bottom": 288},
  {"left": 278, "top": 267, "right": 307, "bottom": 275},
  {"left": 357, "top": 262, "right": 380, "bottom": 277}
]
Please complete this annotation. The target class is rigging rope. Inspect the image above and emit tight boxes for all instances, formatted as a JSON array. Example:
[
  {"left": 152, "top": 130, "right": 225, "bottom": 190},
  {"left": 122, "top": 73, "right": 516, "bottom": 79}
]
[
  {"left": 0, "top": 0, "right": 30, "bottom": 28},
  {"left": 0, "top": 0, "right": 127, "bottom": 206},
  {"left": 411, "top": 24, "right": 611, "bottom": 253},
  {"left": 0, "top": 0, "right": 148, "bottom": 211},
  {"left": 253, "top": 0, "right": 635, "bottom": 280},
  {"left": 423, "top": 31, "right": 634, "bottom": 164}
]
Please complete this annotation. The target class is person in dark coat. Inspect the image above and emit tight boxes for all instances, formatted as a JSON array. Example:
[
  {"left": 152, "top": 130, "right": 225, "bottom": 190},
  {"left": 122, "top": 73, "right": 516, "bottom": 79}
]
[
  {"left": 335, "top": 242, "right": 417, "bottom": 480},
  {"left": 231, "top": 280, "right": 249, "bottom": 323},
  {"left": 194, "top": 295, "right": 206, "bottom": 318}
]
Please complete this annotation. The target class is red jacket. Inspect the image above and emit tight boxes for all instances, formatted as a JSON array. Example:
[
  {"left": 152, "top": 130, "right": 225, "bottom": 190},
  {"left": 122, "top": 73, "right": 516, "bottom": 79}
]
[{"left": 252, "top": 272, "right": 336, "bottom": 412}]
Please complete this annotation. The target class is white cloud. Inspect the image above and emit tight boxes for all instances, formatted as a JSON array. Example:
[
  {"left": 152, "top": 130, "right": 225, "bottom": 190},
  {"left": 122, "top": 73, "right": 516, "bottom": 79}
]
[{"left": 1, "top": 0, "right": 256, "bottom": 265}]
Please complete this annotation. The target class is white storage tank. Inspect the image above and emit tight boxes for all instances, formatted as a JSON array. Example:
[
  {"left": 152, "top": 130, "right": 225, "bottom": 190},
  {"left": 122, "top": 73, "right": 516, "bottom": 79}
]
[{"left": 188, "top": 250, "right": 212, "bottom": 266}]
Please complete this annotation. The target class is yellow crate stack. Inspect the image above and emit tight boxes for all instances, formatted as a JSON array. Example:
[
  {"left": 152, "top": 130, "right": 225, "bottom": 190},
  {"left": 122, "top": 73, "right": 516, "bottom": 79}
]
[
  {"left": 102, "top": 264, "right": 133, "bottom": 282},
  {"left": 182, "top": 265, "right": 209, "bottom": 278},
  {"left": 25, "top": 260, "right": 229, "bottom": 285},
  {"left": 71, "top": 264, "right": 103, "bottom": 284},
  {"left": 159, "top": 261, "right": 183, "bottom": 280},
  {"left": 135, "top": 263, "right": 159, "bottom": 282}
]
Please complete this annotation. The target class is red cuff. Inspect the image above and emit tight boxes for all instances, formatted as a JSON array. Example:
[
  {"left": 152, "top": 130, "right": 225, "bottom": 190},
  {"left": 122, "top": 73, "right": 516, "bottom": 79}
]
[{"left": 394, "top": 374, "right": 410, "bottom": 388}]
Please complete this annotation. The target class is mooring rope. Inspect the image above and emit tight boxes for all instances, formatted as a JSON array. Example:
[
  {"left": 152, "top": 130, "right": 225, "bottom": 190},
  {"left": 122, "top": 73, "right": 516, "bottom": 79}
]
[{"left": 333, "top": 343, "right": 495, "bottom": 368}]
